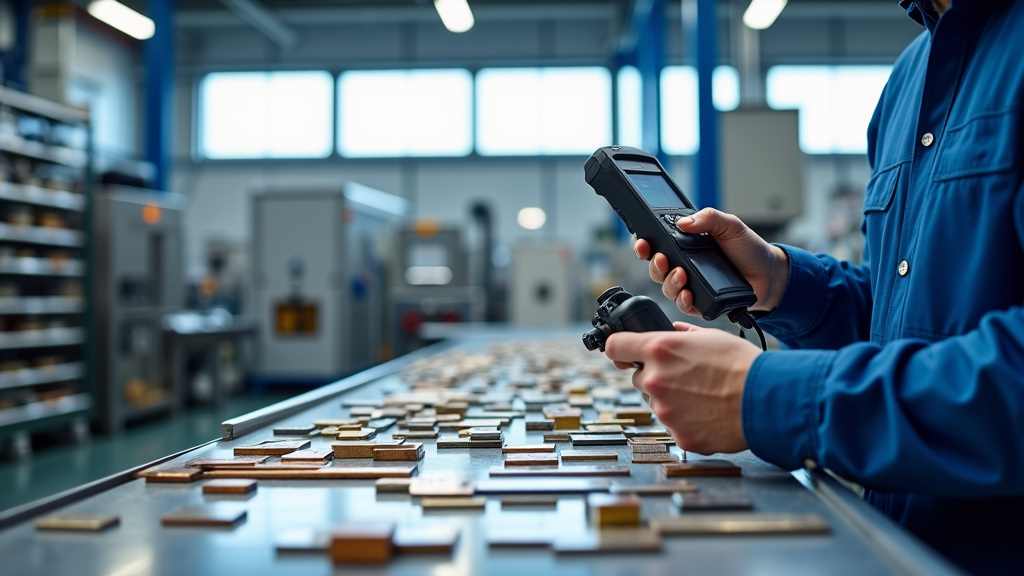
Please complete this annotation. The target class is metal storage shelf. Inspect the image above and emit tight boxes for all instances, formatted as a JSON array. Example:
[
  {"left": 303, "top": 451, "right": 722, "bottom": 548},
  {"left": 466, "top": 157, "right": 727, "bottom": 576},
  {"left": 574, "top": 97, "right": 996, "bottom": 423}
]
[
  {"left": 0, "top": 223, "right": 83, "bottom": 247},
  {"left": 0, "top": 182, "right": 85, "bottom": 211},
  {"left": 0, "top": 393, "right": 91, "bottom": 433},
  {"left": 0, "top": 327, "right": 84, "bottom": 350},
  {"left": 0, "top": 134, "right": 87, "bottom": 169},
  {"left": 0, "top": 296, "right": 84, "bottom": 314},
  {"left": 0, "top": 361, "right": 84, "bottom": 391},
  {"left": 0, "top": 87, "right": 91, "bottom": 445},
  {"left": 0, "top": 257, "right": 83, "bottom": 277}
]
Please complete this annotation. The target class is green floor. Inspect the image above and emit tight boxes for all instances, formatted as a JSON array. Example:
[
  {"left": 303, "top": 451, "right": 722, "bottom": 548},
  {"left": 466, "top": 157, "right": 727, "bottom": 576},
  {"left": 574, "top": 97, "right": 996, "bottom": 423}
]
[{"left": 0, "top": 392, "right": 295, "bottom": 514}]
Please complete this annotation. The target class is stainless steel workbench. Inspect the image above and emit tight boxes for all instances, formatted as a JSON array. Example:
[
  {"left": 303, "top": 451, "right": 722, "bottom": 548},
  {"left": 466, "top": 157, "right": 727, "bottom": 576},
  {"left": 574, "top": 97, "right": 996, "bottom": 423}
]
[{"left": 0, "top": 329, "right": 965, "bottom": 576}]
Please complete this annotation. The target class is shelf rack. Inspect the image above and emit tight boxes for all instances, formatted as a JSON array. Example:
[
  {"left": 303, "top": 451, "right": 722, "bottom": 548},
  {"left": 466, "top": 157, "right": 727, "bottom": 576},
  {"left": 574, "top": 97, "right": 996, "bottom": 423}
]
[{"left": 0, "top": 86, "right": 91, "bottom": 457}]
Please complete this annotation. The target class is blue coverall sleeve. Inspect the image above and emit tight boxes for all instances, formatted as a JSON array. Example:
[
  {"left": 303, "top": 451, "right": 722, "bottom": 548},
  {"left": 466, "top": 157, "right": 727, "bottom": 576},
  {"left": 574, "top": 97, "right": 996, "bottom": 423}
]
[
  {"left": 742, "top": 184, "right": 1024, "bottom": 498},
  {"left": 754, "top": 246, "right": 874, "bottom": 350}
]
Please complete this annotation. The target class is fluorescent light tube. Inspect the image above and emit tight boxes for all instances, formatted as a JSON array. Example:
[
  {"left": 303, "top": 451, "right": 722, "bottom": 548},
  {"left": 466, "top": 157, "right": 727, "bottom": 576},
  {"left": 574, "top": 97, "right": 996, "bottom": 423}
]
[
  {"left": 743, "top": 0, "right": 788, "bottom": 30},
  {"left": 88, "top": 0, "right": 155, "bottom": 40},
  {"left": 434, "top": 0, "right": 474, "bottom": 33}
]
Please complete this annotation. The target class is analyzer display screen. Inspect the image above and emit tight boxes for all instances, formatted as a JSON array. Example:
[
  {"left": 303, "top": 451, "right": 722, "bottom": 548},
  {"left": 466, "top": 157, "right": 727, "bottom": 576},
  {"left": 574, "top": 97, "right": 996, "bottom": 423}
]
[{"left": 628, "top": 173, "right": 688, "bottom": 209}]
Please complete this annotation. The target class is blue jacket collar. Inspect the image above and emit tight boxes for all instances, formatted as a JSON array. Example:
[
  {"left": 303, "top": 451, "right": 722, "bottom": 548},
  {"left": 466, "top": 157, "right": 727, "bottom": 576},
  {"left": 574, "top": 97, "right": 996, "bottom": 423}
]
[{"left": 900, "top": 0, "right": 941, "bottom": 32}]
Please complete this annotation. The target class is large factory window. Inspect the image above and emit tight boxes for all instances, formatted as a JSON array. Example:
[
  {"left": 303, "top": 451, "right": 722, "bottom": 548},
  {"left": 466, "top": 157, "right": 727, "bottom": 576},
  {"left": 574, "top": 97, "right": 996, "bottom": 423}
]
[
  {"left": 198, "top": 71, "right": 333, "bottom": 159},
  {"left": 658, "top": 66, "right": 740, "bottom": 155},
  {"left": 766, "top": 65, "right": 892, "bottom": 154},
  {"left": 475, "top": 67, "right": 611, "bottom": 155},
  {"left": 337, "top": 69, "right": 473, "bottom": 157},
  {"left": 616, "top": 66, "right": 643, "bottom": 149}
]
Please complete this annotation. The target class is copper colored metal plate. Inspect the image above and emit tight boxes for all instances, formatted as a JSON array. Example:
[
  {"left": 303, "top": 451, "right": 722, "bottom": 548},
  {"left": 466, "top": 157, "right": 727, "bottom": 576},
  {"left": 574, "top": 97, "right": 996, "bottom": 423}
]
[
  {"left": 203, "top": 465, "right": 417, "bottom": 479},
  {"left": 661, "top": 460, "right": 742, "bottom": 477},
  {"left": 202, "top": 479, "right": 257, "bottom": 495}
]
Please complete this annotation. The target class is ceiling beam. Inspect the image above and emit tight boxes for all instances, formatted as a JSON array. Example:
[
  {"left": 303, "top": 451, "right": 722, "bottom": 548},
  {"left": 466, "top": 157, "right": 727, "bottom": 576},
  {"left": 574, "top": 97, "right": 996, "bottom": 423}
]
[{"left": 217, "top": 0, "right": 298, "bottom": 47}]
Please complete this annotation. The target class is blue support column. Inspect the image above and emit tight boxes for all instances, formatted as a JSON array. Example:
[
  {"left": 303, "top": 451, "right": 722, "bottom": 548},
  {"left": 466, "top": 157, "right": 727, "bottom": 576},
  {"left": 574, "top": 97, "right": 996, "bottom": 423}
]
[
  {"left": 145, "top": 0, "right": 175, "bottom": 192},
  {"left": 688, "top": 0, "right": 719, "bottom": 209},
  {"left": 634, "top": 0, "right": 667, "bottom": 166},
  {"left": 1, "top": 0, "right": 33, "bottom": 90},
  {"left": 613, "top": 0, "right": 668, "bottom": 239}
]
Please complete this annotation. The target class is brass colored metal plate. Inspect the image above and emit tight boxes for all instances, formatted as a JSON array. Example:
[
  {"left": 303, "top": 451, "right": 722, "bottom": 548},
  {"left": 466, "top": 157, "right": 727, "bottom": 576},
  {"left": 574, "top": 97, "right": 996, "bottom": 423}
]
[
  {"left": 560, "top": 450, "right": 618, "bottom": 462},
  {"left": 609, "top": 481, "right": 699, "bottom": 495},
  {"left": 161, "top": 504, "right": 247, "bottom": 527},
  {"left": 504, "top": 453, "right": 559, "bottom": 467},
  {"left": 185, "top": 456, "right": 269, "bottom": 469},
  {"left": 143, "top": 468, "right": 204, "bottom": 483},
  {"left": 202, "top": 479, "right": 257, "bottom": 495},
  {"left": 650, "top": 513, "right": 829, "bottom": 535},
  {"left": 233, "top": 440, "right": 311, "bottom": 456},
  {"left": 409, "top": 476, "right": 475, "bottom": 497},
  {"left": 501, "top": 444, "right": 555, "bottom": 454},
  {"left": 420, "top": 497, "right": 487, "bottom": 510},
  {"left": 35, "top": 514, "right": 120, "bottom": 531},
  {"left": 632, "top": 452, "right": 679, "bottom": 464},
  {"left": 475, "top": 478, "right": 613, "bottom": 494},
  {"left": 436, "top": 438, "right": 503, "bottom": 449},
  {"left": 375, "top": 478, "right": 413, "bottom": 493},
  {"left": 489, "top": 465, "right": 630, "bottom": 477},
  {"left": 281, "top": 447, "right": 335, "bottom": 463},
  {"left": 332, "top": 440, "right": 404, "bottom": 458},
  {"left": 553, "top": 528, "right": 661, "bottom": 554},
  {"left": 393, "top": 523, "right": 460, "bottom": 554}
]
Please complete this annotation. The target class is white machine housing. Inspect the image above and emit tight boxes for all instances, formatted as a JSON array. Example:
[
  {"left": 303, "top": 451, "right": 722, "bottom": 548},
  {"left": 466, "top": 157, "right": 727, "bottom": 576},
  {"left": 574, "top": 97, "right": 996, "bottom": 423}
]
[{"left": 251, "top": 183, "right": 407, "bottom": 379}]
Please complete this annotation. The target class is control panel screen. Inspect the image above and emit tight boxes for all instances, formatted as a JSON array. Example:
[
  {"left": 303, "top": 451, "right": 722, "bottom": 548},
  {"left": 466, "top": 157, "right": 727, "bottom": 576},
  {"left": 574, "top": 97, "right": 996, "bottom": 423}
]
[{"left": 627, "top": 173, "right": 688, "bottom": 209}]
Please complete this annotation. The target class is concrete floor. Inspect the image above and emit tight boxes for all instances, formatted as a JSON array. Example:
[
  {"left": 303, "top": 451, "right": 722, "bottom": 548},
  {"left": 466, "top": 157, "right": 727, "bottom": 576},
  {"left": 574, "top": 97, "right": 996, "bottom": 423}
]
[{"left": 0, "top": 392, "right": 295, "bottom": 513}]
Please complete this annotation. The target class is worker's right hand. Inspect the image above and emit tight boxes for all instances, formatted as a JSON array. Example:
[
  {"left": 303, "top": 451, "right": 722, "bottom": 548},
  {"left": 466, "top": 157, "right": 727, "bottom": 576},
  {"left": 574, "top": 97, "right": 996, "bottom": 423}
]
[{"left": 634, "top": 208, "right": 790, "bottom": 316}]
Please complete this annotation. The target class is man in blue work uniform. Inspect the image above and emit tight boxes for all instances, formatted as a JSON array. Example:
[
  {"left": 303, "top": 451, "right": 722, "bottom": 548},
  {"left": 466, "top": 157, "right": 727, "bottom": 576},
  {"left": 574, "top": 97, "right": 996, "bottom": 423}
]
[{"left": 604, "top": 0, "right": 1024, "bottom": 573}]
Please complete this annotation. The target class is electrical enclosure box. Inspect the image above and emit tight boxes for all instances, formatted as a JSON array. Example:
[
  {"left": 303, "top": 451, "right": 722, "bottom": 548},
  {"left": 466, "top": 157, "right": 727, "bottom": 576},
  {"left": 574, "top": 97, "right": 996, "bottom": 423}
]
[{"left": 510, "top": 244, "right": 573, "bottom": 326}]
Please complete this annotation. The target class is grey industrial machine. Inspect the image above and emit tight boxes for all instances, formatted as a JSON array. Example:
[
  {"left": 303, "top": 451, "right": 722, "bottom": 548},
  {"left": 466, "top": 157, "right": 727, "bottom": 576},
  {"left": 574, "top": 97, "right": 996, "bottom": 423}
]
[
  {"left": 93, "top": 187, "right": 185, "bottom": 433},
  {"left": 390, "top": 225, "right": 484, "bottom": 356},
  {"left": 510, "top": 243, "right": 574, "bottom": 326},
  {"left": 719, "top": 108, "right": 804, "bottom": 231},
  {"left": 251, "top": 183, "right": 407, "bottom": 383}
]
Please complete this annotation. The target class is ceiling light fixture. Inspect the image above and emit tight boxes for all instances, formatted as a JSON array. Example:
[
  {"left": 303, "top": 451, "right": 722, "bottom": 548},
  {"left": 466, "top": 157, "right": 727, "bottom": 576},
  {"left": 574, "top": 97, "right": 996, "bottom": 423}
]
[
  {"left": 743, "top": 0, "right": 788, "bottom": 30},
  {"left": 434, "top": 0, "right": 475, "bottom": 33},
  {"left": 88, "top": 0, "right": 155, "bottom": 40}
]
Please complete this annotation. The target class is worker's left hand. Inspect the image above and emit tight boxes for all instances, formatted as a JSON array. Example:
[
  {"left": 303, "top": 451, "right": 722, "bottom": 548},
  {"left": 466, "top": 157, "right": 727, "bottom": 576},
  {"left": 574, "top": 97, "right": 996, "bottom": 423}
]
[{"left": 605, "top": 322, "right": 761, "bottom": 455}]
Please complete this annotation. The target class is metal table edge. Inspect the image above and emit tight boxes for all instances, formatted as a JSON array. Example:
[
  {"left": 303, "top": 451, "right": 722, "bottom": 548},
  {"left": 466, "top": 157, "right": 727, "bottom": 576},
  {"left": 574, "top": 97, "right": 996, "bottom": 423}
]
[
  {"left": 0, "top": 438, "right": 219, "bottom": 531},
  {"left": 793, "top": 468, "right": 968, "bottom": 576}
]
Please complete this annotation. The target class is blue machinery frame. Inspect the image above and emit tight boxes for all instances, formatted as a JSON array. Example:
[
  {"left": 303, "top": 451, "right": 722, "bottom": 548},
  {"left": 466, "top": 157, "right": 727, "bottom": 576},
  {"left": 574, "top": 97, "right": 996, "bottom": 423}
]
[
  {"left": 615, "top": 0, "right": 721, "bottom": 223},
  {"left": 145, "top": 0, "right": 175, "bottom": 192}
]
